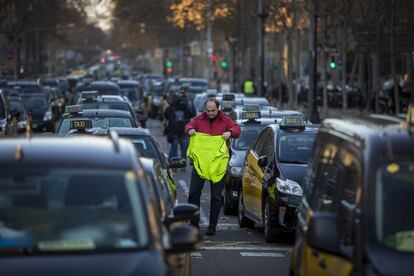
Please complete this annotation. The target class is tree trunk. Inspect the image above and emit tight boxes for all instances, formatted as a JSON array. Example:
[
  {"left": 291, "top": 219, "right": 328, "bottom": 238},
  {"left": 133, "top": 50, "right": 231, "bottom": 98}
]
[
  {"left": 391, "top": 0, "right": 400, "bottom": 114},
  {"left": 287, "top": 31, "right": 295, "bottom": 108},
  {"left": 342, "top": 49, "right": 348, "bottom": 110}
]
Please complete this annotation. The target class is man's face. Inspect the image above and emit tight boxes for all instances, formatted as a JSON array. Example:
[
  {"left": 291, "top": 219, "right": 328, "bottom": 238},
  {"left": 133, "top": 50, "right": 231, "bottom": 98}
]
[{"left": 206, "top": 101, "right": 219, "bottom": 119}]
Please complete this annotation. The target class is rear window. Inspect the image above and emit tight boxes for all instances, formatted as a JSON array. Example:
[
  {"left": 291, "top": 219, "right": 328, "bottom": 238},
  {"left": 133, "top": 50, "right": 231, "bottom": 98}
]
[{"left": 278, "top": 132, "right": 316, "bottom": 164}]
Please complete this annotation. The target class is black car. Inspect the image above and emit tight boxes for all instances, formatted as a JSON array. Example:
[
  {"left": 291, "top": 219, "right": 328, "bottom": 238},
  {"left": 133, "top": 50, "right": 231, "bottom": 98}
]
[
  {"left": 6, "top": 80, "right": 44, "bottom": 94},
  {"left": 7, "top": 96, "right": 28, "bottom": 133},
  {"left": 79, "top": 92, "right": 141, "bottom": 127},
  {"left": 117, "top": 80, "right": 147, "bottom": 127},
  {"left": 74, "top": 81, "right": 121, "bottom": 103},
  {"left": 56, "top": 106, "right": 138, "bottom": 135},
  {"left": 20, "top": 93, "right": 53, "bottom": 132},
  {"left": 0, "top": 135, "right": 200, "bottom": 275},
  {"left": 291, "top": 112, "right": 414, "bottom": 276},
  {"left": 86, "top": 127, "right": 184, "bottom": 193},
  {"left": 239, "top": 116, "right": 318, "bottom": 242}
]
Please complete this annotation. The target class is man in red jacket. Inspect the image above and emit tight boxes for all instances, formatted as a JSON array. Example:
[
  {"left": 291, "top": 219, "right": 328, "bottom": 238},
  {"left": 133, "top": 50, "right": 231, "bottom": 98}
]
[{"left": 185, "top": 98, "right": 241, "bottom": 235}]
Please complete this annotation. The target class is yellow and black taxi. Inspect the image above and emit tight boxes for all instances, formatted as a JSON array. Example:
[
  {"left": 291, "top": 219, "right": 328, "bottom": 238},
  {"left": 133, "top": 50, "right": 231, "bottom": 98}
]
[
  {"left": 56, "top": 105, "right": 139, "bottom": 135},
  {"left": 0, "top": 134, "right": 200, "bottom": 275},
  {"left": 290, "top": 109, "right": 414, "bottom": 275},
  {"left": 223, "top": 105, "right": 290, "bottom": 215},
  {"left": 238, "top": 115, "right": 318, "bottom": 242}
]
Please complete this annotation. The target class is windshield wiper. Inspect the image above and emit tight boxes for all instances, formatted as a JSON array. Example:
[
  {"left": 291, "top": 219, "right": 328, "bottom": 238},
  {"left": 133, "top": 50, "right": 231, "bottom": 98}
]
[{"left": 280, "top": 160, "right": 307, "bottom": 164}]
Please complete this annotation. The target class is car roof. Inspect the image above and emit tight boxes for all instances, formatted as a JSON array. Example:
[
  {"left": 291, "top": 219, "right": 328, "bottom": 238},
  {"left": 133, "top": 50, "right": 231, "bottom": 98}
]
[
  {"left": 0, "top": 136, "right": 138, "bottom": 169},
  {"left": 6, "top": 80, "right": 40, "bottom": 86},
  {"left": 117, "top": 80, "right": 139, "bottom": 86},
  {"left": 237, "top": 118, "right": 280, "bottom": 126},
  {"left": 64, "top": 109, "right": 133, "bottom": 118}
]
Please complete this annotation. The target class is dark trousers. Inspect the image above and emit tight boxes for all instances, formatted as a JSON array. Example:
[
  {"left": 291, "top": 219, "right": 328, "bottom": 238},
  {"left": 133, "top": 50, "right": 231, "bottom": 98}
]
[{"left": 188, "top": 167, "right": 223, "bottom": 229}]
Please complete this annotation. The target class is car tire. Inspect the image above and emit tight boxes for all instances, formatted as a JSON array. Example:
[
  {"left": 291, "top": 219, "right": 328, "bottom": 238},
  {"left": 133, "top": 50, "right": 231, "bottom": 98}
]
[
  {"left": 263, "top": 197, "right": 277, "bottom": 243},
  {"left": 223, "top": 186, "right": 236, "bottom": 215},
  {"left": 237, "top": 189, "right": 255, "bottom": 228}
]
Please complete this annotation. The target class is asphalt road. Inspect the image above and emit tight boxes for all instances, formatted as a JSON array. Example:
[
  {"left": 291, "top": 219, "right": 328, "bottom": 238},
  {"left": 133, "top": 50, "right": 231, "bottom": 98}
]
[{"left": 147, "top": 118, "right": 293, "bottom": 276}]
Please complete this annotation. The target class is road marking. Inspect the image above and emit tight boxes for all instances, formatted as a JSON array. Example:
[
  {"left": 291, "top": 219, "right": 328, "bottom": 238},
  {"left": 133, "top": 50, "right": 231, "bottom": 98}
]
[
  {"left": 177, "top": 180, "right": 208, "bottom": 226},
  {"left": 240, "top": 252, "right": 285, "bottom": 258},
  {"left": 191, "top": 252, "right": 203, "bottom": 259}
]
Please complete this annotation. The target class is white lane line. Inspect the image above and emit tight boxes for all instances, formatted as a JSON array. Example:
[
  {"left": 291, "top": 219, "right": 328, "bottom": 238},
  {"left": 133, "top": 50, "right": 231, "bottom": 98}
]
[
  {"left": 177, "top": 180, "right": 208, "bottom": 226},
  {"left": 199, "top": 246, "right": 291, "bottom": 252},
  {"left": 240, "top": 252, "right": 285, "bottom": 258},
  {"left": 191, "top": 252, "right": 203, "bottom": 259}
]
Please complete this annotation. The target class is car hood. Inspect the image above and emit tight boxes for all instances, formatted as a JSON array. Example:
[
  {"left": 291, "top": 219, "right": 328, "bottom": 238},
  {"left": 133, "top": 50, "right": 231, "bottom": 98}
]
[
  {"left": 279, "top": 163, "right": 307, "bottom": 185},
  {"left": 229, "top": 149, "right": 246, "bottom": 168},
  {"left": 0, "top": 250, "right": 166, "bottom": 276}
]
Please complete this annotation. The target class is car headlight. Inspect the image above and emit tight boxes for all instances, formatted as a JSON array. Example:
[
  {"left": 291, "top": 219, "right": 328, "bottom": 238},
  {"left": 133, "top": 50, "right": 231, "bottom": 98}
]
[
  {"left": 276, "top": 178, "right": 303, "bottom": 196},
  {"left": 43, "top": 111, "right": 52, "bottom": 121},
  {"left": 230, "top": 166, "right": 242, "bottom": 176}
]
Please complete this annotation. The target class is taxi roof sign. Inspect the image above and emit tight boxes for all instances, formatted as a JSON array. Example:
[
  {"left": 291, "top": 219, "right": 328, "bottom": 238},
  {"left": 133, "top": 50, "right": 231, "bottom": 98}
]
[
  {"left": 280, "top": 115, "right": 305, "bottom": 130},
  {"left": 65, "top": 105, "right": 82, "bottom": 114},
  {"left": 80, "top": 91, "right": 98, "bottom": 100},
  {"left": 70, "top": 119, "right": 92, "bottom": 130},
  {"left": 222, "top": 93, "right": 235, "bottom": 101}
]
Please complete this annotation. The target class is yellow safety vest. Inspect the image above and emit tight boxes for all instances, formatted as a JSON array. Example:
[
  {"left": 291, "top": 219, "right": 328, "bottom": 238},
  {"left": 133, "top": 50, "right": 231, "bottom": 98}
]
[
  {"left": 244, "top": 81, "right": 254, "bottom": 94},
  {"left": 187, "top": 133, "right": 229, "bottom": 183}
]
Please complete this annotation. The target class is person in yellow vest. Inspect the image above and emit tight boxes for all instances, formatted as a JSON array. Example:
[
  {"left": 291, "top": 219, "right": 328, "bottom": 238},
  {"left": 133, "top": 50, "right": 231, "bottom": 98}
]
[
  {"left": 185, "top": 99, "right": 241, "bottom": 235},
  {"left": 242, "top": 78, "right": 256, "bottom": 96}
]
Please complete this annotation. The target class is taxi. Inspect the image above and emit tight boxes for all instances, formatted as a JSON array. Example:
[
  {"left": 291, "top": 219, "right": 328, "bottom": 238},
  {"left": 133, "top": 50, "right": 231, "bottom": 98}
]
[
  {"left": 56, "top": 105, "right": 138, "bottom": 135},
  {"left": 78, "top": 91, "right": 141, "bottom": 127},
  {"left": 238, "top": 115, "right": 318, "bottom": 242},
  {"left": 223, "top": 105, "right": 282, "bottom": 215},
  {"left": 290, "top": 107, "right": 414, "bottom": 275},
  {"left": 0, "top": 135, "right": 200, "bottom": 275}
]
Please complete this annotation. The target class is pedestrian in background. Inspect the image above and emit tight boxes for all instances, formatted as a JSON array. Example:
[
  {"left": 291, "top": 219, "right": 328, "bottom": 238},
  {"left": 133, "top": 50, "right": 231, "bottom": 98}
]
[
  {"left": 164, "top": 89, "right": 193, "bottom": 159},
  {"left": 185, "top": 98, "right": 241, "bottom": 236}
]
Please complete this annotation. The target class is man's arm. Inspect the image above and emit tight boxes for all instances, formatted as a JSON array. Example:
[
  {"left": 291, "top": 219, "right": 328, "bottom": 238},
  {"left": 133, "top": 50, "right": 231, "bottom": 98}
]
[
  {"left": 184, "top": 118, "right": 198, "bottom": 136},
  {"left": 226, "top": 118, "right": 241, "bottom": 138}
]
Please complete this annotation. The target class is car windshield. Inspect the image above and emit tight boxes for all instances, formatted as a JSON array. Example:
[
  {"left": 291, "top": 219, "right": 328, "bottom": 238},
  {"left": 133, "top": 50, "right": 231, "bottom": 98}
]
[
  {"left": 376, "top": 162, "right": 414, "bottom": 253},
  {"left": 22, "top": 95, "right": 48, "bottom": 110},
  {"left": 278, "top": 132, "right": 316, "bottom": 164},
  {"left": 81, "top": 102, "right": 130, "bottom": 112},
  {"left": 59, "top": 117, "right": 133, "bottom": 135},
  {"left": 121, "top": 88, "right": 139, "bottom": 102},
  {"left": 233, "top": 125, "right": 266, "bottom": 150},
  {"left": 0, "top": 169, "right": 148, "bottom": 253}
]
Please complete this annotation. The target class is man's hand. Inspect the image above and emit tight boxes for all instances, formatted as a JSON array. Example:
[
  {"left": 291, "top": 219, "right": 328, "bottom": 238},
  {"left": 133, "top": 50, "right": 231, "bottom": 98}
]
[
  {"left": 222, "top": 131, "right": 232, "bottom": 140},
  {"left": 188, "top": 129, "right": 196, "bottom": 136}
]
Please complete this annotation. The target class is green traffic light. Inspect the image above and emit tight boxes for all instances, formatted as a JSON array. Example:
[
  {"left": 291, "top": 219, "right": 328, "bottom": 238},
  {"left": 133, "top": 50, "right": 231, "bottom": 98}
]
[
  {"left": 166, "top": 60, "right": 173, "bottom": 67},
  {"left": 220, "top": 61, "right": 228, "bottom": 68},
  {"left": 329, "top": 61, "right": 336, "bottom": 69}
]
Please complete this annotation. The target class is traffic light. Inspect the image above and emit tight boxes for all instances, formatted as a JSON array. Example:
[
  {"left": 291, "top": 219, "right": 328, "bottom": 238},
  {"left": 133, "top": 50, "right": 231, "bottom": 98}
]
[
  {"left": 329, "top": 56, "right": 336, "bottom": 69},
  {"left": 220, "top": 60, "right": 229, "bottom": 69},
  {"left": 166, "top": 60, "right": 173, "bottom": 68},
  {"left": 211, "top": 55, "right": 217, "bottom": 62}
]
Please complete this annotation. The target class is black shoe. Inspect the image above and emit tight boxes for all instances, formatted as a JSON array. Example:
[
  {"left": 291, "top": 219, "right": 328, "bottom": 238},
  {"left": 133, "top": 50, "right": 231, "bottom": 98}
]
[{"left": 206, "top": 227, "right": 216, "bottom": 236}]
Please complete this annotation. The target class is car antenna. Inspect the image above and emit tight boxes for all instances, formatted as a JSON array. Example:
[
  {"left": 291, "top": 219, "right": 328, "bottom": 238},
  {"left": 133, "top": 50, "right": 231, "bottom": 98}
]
[{"left": 108, "top": 128, "right": 120, "bottom": 152}]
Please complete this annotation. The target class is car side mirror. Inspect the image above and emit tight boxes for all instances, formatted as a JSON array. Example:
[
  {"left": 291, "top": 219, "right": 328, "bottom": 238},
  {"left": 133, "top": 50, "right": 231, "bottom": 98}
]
[
  {"left": 306, "top": 212, "right": 340, "bottom": 255},
  {"left": 169, "top": 157, "right": 187, "bottom": 169},
  {"left": 165, "top": 203, "right": 199, "bottom": 226},
  {"left": 258, "top": 155, "right": 268, "bottom": 168},
  {"left": 167, "top": 224, "right": 201, "bottom": 254}
]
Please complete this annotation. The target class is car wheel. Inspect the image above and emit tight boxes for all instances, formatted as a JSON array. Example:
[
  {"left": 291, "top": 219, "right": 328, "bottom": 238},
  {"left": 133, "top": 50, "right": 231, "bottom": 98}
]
[
  {"left": 223, "top": 186, "right": 236, "bottom": 215},
  {"left": 237, "top": 189, "right": 255, "bottom": 228},
  {"left": 263, "top": 197, "right": 277, "bottom": 242}
]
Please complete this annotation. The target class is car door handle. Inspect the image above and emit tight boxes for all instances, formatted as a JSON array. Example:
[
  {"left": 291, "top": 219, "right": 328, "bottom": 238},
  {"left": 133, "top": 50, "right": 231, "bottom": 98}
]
[{"left": 318, "top": 258, "right": 327, "bottom": 269}]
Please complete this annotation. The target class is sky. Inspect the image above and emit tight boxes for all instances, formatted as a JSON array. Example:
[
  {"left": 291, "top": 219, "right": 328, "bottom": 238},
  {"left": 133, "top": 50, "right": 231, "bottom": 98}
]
[{"left": 85, "top": 0, "right": 114, "bottom": 32}]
